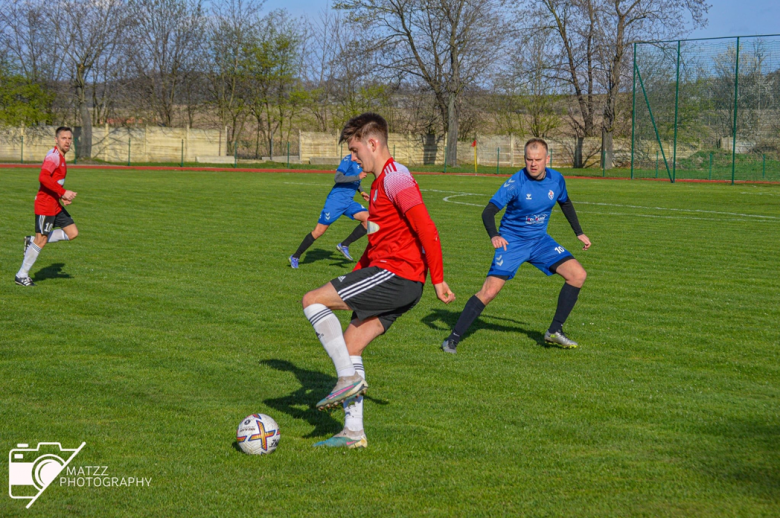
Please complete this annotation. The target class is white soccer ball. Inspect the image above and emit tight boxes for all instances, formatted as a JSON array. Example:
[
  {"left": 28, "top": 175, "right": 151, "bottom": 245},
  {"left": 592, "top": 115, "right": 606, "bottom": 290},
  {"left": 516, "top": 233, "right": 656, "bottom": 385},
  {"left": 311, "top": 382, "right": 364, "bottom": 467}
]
[{"left": 236, "top": 414, "right": 280, "bottom": 455}]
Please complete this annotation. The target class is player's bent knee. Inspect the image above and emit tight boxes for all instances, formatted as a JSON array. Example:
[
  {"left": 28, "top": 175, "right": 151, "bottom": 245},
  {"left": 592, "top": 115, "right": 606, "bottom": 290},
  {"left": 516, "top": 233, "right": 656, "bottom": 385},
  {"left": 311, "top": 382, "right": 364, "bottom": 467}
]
[
  {"left": 301, "top": 291, "right": 318, "bottom": 308},
  {"left": 476, "top": 288, "right": 498, "bottom": 305},
  {"left": 568, "top": 268, "right": 587, "bottom": 287}
]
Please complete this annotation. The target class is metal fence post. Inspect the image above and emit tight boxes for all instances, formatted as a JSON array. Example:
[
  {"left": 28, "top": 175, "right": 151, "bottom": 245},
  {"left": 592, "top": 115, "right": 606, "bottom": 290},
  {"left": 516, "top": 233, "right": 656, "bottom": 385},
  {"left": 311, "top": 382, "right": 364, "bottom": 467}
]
[
  {"left": 496, "top": 147, "right": 500, "bottom": 175},
  {"left": 127, "top": 137, "right": 131, "bottom": 166},
  {"left": 709, "top": 153, "right": 713, "bottom": 180},
  {"left": 550, "top": 148, "right": 554, "bottom": 169},
  {"left": 21, "top": 135, "right": 24, "bottom": 164},
  {"left": 287, "top": 142, "right": 290, "bottom": 168},
  {"left": 181, "top": 139, "right": 184, "bottom": 167},
  {"left": 73, "top": 139, "right": 77, "bottom": 165},
  {"left": 636, "top": 64, "right": 672, "bottom": 181},
  {"left": 630, "top": 42, "right": 637, "bottom": 180},
  {"left": 672, "top": 40, "right": 681, "bottom": 183},
  {"left": 731, "top": 37, "right": 740, "bottom": 185},
  {"left": 234, "top": 142, "right": 237, "bottom": 168},
  {"left": 762, "top": 154, "right": 765, "bottom": 179}
]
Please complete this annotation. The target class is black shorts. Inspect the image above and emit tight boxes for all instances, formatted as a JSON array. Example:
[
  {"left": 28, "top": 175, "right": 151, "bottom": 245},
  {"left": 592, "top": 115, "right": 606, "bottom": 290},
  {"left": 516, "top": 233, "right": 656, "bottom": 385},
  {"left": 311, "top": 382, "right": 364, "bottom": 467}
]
[
  {"left": 331, "top": 266, "right": 424, "bottom": 332},
  {"left": 35, "top": 208, "right": 74, "bottom": 235}
]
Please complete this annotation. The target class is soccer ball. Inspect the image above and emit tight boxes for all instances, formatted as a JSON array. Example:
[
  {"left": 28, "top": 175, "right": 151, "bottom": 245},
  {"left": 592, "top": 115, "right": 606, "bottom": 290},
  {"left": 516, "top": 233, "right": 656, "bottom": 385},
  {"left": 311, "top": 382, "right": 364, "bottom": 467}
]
[{"left": 236, "top": 414, "right": 280, "bottom": 455}]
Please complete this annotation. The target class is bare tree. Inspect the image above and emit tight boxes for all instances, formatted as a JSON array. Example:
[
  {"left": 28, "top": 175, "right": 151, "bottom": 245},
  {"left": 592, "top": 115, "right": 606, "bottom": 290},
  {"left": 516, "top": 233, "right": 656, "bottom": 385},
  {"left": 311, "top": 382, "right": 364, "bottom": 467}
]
[
  {"left": 302, "top": 8, "right": 387, "bottom": 133},
  {"left": 205, "top": 0, "right": 265, "bottom": 153},
  {"left": 301, "top": 8, "right": 341, "bottom": 132},
  {"left": 0, "top": 0, "right": 65, "bottom": 118},
  {"left": 494, "top": 30, "right": 562, "bottom": 139},
  {"left": 529, "top": 0, "right": 707, "bottom": 168},
  {"left": 53, "top": 0, "right": 129, "bottom": 157},
  {"left": 244, "top": 11, "right": 308, "bottom": 158},
  {"left": 527, "top": 0, "right": 599, "bottom": 167},
  {"left": 128, "top": 0, "right": 205, "bottom": 127},
  {"left": 337, "top": 0, "right": 508, "bottom": 166}
]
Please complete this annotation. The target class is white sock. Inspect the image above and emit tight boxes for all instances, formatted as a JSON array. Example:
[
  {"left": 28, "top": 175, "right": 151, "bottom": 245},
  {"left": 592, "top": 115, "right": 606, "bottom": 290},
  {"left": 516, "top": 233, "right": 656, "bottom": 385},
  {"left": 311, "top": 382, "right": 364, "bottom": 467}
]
[
  {"left": 17, "top": 242, "right": 42, "bottom": 278},
  {"left": 304, "top": 303, "right": 356, "bottom": 378},
  {"left": 47, "top": 229, "right": 69, "bottom": 243},
  {"left": 344, "top": 356, "right": 365, "bottom": 432}
]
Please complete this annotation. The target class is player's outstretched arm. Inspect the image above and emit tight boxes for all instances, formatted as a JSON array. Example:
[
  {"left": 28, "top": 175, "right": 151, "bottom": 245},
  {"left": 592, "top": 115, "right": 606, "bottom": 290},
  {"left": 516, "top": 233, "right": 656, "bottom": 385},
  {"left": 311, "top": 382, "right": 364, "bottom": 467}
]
[
  {"left": 558, "top": 199, "right": 584, "bottom": 235},
  {"left": 405, "top": 204, "right": 454, "bottom": 303}
]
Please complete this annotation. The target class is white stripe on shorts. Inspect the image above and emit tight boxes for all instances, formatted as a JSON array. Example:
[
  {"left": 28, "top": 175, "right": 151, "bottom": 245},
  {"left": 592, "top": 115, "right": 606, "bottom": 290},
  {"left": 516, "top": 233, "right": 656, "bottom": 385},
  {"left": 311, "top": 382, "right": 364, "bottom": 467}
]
[{"left": 338, "top": 269, "right": 395, "bottom": 301}]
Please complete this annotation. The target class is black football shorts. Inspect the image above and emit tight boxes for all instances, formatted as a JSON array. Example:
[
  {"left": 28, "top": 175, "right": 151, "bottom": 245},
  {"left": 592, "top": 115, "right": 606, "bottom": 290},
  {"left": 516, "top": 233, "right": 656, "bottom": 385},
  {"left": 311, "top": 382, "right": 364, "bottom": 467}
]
[
  {"left": 331, "top": 266, "right": 423, "bottom": 332},
  {"left": 35, "top": 208, "right": 74, "bottom": 235}
]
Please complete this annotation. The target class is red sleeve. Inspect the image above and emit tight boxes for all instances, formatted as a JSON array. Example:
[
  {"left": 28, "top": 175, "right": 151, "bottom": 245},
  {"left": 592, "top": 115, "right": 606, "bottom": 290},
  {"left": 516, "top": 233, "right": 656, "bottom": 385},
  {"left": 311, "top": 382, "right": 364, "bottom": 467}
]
[
  {"left": 39, "top": 157, "right": 65, "bottom": 196},
  {"left": 405, "top": 204, "right": 444, "bottom": 284}
]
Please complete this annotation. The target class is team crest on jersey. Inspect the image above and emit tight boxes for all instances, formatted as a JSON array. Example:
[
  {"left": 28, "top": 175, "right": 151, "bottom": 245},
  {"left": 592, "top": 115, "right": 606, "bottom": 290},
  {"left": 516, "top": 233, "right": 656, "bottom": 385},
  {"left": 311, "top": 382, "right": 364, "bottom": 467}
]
[{"left": 548, "top": 190, "right": 554, "bottom": 200}]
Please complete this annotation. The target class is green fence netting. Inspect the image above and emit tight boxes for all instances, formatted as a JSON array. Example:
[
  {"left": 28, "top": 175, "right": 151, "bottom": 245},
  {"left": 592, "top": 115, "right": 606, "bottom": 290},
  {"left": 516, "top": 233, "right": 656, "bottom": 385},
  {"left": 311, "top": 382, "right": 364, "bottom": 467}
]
[{"left": 632, "top": 34, "right": 780, "bottom": 182}]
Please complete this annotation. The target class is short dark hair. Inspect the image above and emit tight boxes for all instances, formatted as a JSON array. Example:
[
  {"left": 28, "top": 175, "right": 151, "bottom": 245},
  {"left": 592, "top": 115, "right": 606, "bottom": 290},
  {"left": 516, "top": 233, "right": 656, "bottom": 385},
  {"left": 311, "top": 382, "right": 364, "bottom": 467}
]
[
  {"left": 55, "top": 126, "right": 73, "bottom": 137},
  {"left": 339, "top": 113, "right": 388, "bottom": 145},
  {"left": 524, "top": 138, "right": 548, "bottom": 155}
]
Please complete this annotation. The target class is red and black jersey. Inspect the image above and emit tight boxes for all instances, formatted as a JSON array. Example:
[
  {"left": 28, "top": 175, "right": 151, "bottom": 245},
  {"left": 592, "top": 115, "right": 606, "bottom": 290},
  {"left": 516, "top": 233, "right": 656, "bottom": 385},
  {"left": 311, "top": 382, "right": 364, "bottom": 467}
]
[
  {"left": 34, "top": 148, "right": 67, "bottom": 216},
  {"left": 355, "top": 158, "right": 444, "bottom": 284}
]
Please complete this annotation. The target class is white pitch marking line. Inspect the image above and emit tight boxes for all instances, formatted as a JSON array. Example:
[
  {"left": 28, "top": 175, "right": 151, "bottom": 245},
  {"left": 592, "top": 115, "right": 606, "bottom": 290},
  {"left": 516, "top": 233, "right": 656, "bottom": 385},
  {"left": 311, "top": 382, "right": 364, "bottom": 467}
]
[
  {"left": 576, "top": 201, "right": 780, "bottom": 220},
  {"left": 423, "top": 189, "right": 780, "bottom": 220}
]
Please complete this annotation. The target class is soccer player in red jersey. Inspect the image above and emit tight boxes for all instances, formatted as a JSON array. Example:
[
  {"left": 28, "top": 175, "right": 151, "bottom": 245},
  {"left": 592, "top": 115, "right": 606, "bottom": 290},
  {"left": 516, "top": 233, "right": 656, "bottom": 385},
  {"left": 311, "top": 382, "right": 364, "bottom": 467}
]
[
  {"left": 302, "top": 113, "right": 455, "bottom": 448},
  {"left": 15, "top": 127, "right": 79, "bottom": 287}
]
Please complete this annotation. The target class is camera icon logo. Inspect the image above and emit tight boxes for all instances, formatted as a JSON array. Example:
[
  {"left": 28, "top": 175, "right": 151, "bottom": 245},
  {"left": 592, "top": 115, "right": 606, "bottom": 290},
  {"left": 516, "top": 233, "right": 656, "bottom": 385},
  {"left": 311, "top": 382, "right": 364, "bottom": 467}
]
[{"left": 8, "top": 442, "right": 86, "bottom": 508}]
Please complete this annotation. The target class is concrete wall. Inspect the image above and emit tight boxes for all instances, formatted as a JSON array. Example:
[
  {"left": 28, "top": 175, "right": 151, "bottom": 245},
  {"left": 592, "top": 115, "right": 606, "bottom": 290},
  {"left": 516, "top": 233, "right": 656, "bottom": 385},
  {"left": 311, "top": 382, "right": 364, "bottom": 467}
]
[
  {"left": 0, "top": 126, "right": 224, "bottom": 163},
  {"left": 299, "top": 130, "right": 631, "bottom": 168}
]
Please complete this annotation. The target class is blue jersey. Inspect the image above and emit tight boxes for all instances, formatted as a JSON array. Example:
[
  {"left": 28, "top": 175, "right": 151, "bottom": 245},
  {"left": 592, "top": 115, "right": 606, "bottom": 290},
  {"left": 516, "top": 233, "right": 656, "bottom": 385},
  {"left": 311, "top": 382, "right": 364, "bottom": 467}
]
[
  {"left": 329, "top": 155, "right": 363, "bottom": 201},
  {"left": 489, "top": 168, "right": 569, "bottom": 239}
]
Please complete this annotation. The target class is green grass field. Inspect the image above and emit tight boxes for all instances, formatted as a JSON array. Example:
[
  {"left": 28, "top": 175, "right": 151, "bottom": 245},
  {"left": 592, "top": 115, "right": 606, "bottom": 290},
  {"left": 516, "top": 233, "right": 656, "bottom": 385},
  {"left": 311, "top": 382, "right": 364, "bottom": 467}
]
[{"left": 1, "top": 167, "right": 779, "bottom": 516}]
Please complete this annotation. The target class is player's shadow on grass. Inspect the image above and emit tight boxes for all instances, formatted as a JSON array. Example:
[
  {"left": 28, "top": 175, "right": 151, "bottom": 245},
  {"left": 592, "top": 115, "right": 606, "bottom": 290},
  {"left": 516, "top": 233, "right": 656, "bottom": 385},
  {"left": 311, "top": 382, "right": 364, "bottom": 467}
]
[
  {"left": 32, "top": 263, "right": 71, "bottom": 283},
  {"left": 421, "top": 309, "right": 547, "bottom": 347},
  {"left": 299, "top": 248, "right": 351, "bottom": 268},
  {"left": 259, "top": 359, "right": 387, "bottom": 438}
]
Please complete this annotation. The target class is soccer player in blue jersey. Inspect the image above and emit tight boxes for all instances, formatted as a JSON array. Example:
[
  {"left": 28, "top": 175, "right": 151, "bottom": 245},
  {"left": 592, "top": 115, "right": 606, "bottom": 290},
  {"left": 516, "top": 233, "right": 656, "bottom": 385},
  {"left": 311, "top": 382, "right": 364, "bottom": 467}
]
[
  {"left": 442, "top": 138, "right": 591, "bottom": 352},
  {"left": 289, "top": 155, "right": 370, "bottom": 268}
]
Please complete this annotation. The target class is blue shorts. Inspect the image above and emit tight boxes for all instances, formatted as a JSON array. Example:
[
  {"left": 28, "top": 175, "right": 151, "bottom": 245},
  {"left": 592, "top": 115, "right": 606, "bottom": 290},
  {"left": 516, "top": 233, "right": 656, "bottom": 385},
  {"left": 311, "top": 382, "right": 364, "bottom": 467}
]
[
  {"left": 487, "top": 234, "right": 573, "bottom": 280},
  {"left": 318, "top": 196, "right": 367, "bottom": 225}
]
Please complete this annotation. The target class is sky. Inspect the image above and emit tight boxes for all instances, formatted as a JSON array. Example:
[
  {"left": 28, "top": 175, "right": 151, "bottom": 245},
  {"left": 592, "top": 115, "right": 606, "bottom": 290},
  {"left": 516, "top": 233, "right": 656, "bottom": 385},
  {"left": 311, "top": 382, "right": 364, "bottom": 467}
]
[{"left": 263, "top": 0, "right": 780, "bottom": 40}]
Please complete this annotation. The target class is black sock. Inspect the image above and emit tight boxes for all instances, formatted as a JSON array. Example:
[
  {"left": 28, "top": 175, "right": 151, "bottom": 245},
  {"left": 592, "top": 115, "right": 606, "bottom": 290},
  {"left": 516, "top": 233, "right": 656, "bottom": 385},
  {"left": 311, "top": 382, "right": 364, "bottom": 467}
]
[
  {"left": 293, "top": 233, "right": 316, "bottom": 259},
  {"left": 449, "top": 295, "right": 486, "bottom": 343},
  {"left": 549, "top": 283, "right": 581, "bottom": 334},
  {"left": 340, "top": 224, "right": 366, "bottom": 247}
]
